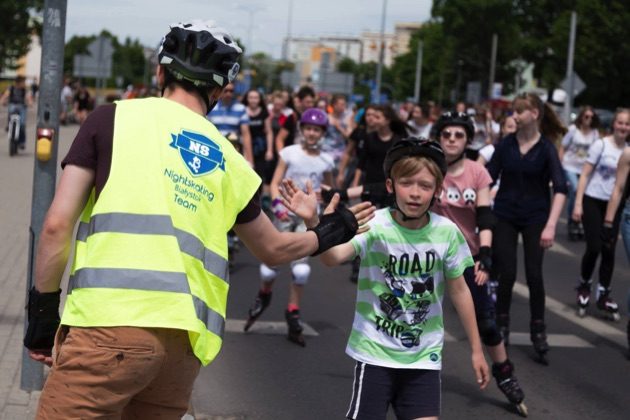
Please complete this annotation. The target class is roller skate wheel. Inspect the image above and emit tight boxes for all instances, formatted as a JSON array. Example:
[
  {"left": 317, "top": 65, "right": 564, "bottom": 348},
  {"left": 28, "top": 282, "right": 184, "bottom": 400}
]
[
  {"left": 577, "top": 307, "right": 587, "bottom": 317},
  {"left": 516, "top": 402, "right": 528, "bottom": 417},
  {"left": 612, "top": 312, "right": 621, "bottom": 322}
]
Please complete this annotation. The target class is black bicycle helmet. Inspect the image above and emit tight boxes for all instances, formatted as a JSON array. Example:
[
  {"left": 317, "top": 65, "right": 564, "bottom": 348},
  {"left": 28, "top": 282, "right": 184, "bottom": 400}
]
[
  {"left": 433, "top": 111, "right": 475, "bottom": 142},
  {"left": 383, "top": 137, "right": 448, "bottom": 179},
  {"left": 158, "top": 20, "right": 242, "bottom": 111}
]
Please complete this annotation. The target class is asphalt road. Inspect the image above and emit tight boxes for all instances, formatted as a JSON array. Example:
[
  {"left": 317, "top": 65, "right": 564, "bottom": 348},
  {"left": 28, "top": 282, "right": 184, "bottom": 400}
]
[{"left": 191, "top": 230, "right": 629, "bottom": 420}]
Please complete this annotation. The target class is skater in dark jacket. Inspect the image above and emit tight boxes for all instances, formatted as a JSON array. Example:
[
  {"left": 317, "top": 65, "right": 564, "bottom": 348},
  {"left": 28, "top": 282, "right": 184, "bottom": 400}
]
[{"left": 486, "top": 92, "right": 567, "bottom": 364}]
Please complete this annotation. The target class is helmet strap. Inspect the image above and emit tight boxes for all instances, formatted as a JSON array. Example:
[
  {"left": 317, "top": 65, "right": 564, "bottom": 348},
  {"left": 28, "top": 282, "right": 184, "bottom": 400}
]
[
  {"left": 447, "top": 153, "right": 465, "bottom": 167},
  {"left": 390, "top": 182, "right": 433, "bottom": 222}
]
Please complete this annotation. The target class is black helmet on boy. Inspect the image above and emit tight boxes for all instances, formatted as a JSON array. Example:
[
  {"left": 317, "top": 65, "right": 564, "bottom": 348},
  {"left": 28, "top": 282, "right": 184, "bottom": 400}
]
[
  {"left": 383, "top": 137, "right": 447, "bottom": 221},
  {"left": 158, "top": 20, "right": 242, "bottom": 112}
]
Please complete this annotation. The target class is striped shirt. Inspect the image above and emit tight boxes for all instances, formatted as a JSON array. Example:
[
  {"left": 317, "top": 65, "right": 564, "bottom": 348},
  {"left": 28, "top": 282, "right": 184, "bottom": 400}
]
[
  {"left": 207, "top": 100, "right": 249, "bottom": 137},
  {"left": 348, "top": 209, "right": 473, "bottom": 369}
]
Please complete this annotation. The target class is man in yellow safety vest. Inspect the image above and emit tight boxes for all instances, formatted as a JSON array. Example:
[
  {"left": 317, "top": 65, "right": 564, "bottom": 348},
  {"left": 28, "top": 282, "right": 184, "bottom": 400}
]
[{"left": 24, "top": 20, "right": 372, "bottom": 419}]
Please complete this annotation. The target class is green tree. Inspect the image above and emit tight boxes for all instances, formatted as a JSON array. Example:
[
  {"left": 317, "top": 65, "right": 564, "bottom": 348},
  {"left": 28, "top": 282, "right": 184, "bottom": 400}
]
[
  {"left": 112, "top": 36, "right": 147, "bottom": 87},
  {"left": 515, "top": 0, "right": 630, "bottom": 108},
  {"left": 391, "top": 21, "right": 453, "bottom": 104},
  {"left": 336, "top": 57, "right": 394, "bottom": 103},
  {"left": 0, "top": 0, "right": 43, "bottom": 74},
  {"left": 64, "top": 30, "right": 147, "bottom": 88},
  {"left": 431, "top": 0, "right": 521, "bottom": 103}
]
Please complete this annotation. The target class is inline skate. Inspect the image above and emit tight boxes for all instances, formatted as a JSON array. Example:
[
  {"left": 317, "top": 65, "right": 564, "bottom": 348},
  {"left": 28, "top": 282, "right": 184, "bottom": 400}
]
[
  {"left": 492, "top": 359, "right": 528, "bottom": 417},
  {"left": 575, "top": 280, "right": 591, "bottom": 317},
  {"left": 243, "top": 291, "right": 272, "bottom": 332},
  {"left": 595, "top": 286, "right": 620, "bottom": 321},
  {"left": 285, "top": 309, "right": 306, "bottom": 347},
  {"left": 530, "top": 320, "right": 549, "bottom": 365}
]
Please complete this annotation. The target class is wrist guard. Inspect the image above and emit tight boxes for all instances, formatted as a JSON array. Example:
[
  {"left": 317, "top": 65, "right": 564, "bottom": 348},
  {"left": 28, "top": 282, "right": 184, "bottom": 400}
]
[
  {"left": 24, "top": 287, "right": 61, "bottom": 352},
  {"left": 271, "top": 198, "right": 288, "bottom": 220},
  {"left": 477, "top": 246, "right": 492, "bottom": 274},
  {"left": 321, "top": 188, "right": 348, "bottom": 204},
  {"left": 309, "top": 205, "right": 359, "bottom": 256}
]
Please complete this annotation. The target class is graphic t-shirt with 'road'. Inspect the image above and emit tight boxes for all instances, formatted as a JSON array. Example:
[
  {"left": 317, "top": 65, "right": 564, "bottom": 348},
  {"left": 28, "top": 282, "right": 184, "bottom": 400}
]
[{"left": 348, "top": 209, "right": 473, "bottom": 370}]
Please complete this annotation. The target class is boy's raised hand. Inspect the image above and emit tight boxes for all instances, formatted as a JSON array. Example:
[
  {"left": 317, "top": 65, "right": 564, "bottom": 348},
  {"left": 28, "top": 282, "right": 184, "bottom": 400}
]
[{"left": 280, "top": 179, "right": 318, "bottom": 226}]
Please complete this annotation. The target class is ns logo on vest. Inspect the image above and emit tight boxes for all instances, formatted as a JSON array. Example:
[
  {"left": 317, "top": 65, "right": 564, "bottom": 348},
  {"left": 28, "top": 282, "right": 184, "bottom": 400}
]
[{"left": 170, "top": 129, "right": 226, "bottom": 176}]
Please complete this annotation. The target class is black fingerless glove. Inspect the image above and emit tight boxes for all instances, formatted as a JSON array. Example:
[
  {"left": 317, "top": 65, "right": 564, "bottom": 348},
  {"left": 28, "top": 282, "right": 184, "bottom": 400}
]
[
  {"left": 321, "top": 188, "right": 348, "bottom": 204},
  {"left": 24, "top": 287, "right": 61, "bottom": 352},
  {"left": 309, "top": 205, "right": 359, "bottom": 256},
  {"left": 477, "top": 246, "right": 493, "bottom": 274}
]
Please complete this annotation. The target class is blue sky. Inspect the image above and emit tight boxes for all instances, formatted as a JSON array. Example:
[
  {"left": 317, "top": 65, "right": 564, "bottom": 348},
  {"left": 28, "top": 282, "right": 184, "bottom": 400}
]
[{"left": 66, "top": 0, "right": 432, "bottom": 57}]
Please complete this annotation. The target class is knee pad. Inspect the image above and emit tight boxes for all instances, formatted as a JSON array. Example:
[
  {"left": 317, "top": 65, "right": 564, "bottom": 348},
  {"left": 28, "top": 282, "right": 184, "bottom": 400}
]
[
  {"left": 478, "top": 315, "right": 503, "bottom": 347},
  {"left": 259, "top": 264, "right": 278, "bottom": 282},
  {"left": 291, "top": 263, "right": 311, "bottom": 285}
]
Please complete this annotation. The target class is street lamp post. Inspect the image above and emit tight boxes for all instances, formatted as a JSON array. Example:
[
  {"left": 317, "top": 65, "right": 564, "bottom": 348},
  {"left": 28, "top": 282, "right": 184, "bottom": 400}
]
[{"left": 374, "top": 0, "right": 388, "bottom": 104}]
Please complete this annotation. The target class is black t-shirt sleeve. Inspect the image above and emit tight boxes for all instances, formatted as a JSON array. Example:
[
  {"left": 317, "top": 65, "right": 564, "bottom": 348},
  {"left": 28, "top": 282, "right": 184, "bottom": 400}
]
[
  {"left": 61, "top": 104, "right": 116, "bottom": 170},
  {"left": 235, "top": 189, "right": 262, "bottom": 224}
]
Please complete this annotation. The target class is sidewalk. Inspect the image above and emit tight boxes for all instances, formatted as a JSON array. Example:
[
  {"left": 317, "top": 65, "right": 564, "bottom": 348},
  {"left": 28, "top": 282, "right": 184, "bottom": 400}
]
[{"left": 0, "top": 107, "right": 77, "bottom": 420}]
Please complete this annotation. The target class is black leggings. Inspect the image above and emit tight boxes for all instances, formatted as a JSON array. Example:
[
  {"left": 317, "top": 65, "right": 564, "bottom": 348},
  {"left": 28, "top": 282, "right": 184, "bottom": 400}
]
[
  {"left": 493, "top": 219, "right": 546, "bottom": 322},
  {"left": 580, "top": 195, "right": 621, "bottom": 288}
]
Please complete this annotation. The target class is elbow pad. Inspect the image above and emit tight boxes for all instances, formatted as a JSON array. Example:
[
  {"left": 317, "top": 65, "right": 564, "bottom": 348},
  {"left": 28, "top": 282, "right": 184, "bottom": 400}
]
[
  {"left": 309, "top": 205, "right": 358, "bottom": 256},
  {"left": 476, "top": 206, "right": 496, "bottom": 231}
]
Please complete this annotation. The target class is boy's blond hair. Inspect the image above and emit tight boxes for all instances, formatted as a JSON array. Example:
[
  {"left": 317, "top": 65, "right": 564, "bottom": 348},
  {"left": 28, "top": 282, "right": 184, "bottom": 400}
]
[{"left": 390, "top": 156, "right": 444, "bottom": 191}]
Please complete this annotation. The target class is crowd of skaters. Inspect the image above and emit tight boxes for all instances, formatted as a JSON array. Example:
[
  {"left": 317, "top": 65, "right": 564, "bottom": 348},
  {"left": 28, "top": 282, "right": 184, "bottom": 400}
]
[{"left": 203, "top": 83, "right": 630, "bottom": 359}]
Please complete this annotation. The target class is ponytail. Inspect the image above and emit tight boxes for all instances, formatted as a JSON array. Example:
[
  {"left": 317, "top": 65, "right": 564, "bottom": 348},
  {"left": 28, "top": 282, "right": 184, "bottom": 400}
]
[
  {"left": 540, "top": 102, "right": 567, "bottom": 144},
  {"left": 514, "top": 92, "right": 567, "bottom": 145}
]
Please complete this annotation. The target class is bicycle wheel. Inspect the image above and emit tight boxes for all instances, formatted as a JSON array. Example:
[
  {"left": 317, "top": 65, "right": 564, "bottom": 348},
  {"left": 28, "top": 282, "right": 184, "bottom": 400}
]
[{"left": 8, "top": 118, "right": 19, "bottom": 156}]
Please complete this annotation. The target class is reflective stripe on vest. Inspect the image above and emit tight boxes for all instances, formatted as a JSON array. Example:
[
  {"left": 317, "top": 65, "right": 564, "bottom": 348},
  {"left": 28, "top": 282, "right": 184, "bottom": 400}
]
[
  {"left": 76, "top": 212, "right": 229, "bottom": 284},
  {"left": 67, "top": 267, "right": 225, "bottom": 337}
]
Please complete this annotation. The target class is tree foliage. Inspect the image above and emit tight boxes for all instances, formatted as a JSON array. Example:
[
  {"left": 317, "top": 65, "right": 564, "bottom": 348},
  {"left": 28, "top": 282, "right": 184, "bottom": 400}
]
[
  {"left": 386, "top": 0, "right": 630, "bottom": 108},
  {"left": 243, "top": 52, "right": 295, "bottom": 93},
  {"left": 64, "top": 30, "right": 147, "bottom": 87},
  {"left": 0, "top": 0, "right": 43, "bottom": 74}
]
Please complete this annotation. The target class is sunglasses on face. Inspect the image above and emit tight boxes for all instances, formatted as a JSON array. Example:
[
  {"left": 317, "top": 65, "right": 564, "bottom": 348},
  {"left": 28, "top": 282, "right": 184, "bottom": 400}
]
[
  {"left": 224, "top": 89, "right": 234, "bottom": 93},
  {"left": 440, "top": 130, "right": 466, "bottom": 140}
]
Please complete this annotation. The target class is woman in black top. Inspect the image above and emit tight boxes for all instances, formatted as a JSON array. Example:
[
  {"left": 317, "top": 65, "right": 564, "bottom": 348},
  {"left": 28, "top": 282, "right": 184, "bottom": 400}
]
[
  {"left": 352, "top": 104, "right": 407, "bottom": 190},
  {"left": 486, "top": 92, "right": 567, "bottom": 362},
  {"left": 242, "top": 89, "right": 273, "bottom": 195}
]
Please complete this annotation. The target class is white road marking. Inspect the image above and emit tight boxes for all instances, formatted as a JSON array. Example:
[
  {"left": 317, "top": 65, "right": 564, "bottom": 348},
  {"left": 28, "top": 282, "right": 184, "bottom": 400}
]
[
  {"left": 513, "top": 281, "right": 626, "bottom": 347},
  {"left": 507, "top": 332, "right": 593, "bottom": 348},
  {"left": 226, "top": 319, "right": 319, "bottom": 336}
]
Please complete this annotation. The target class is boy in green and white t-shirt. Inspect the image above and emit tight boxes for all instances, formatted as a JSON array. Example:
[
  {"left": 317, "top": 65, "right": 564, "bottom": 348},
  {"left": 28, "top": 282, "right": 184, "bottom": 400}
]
[{"left": 283, "top": 138, "right": 489, "bottom": 419}]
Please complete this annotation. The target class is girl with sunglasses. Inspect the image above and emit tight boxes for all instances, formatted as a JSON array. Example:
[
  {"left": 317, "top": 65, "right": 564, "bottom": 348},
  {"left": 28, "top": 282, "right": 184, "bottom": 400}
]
[
  {"left": 486, "top": 93, "right": 567, "bottom": 364},
  {"left": 560, "top": 106, "right": 601, "bottom": 241},
  {"left": 433, "top": 111, "right": 527, "bottom": 415}
]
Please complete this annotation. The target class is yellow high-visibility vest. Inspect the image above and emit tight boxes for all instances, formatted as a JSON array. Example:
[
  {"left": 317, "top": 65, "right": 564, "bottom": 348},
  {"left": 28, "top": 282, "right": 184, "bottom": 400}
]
[{"left": 61, "top": 97, "right": 261, "bottom": 365}]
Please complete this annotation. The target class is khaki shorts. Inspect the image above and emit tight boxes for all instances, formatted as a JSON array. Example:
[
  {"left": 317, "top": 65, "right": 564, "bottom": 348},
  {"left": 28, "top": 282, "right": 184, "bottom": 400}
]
[{"left": 37, "top": 326, "right": 201, "bottom": 420}]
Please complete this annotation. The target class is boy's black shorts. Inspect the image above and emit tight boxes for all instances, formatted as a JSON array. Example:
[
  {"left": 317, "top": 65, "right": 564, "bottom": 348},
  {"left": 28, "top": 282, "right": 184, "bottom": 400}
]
[{"left": 346, "top": 361, "right": 441, "bottom": 420}]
